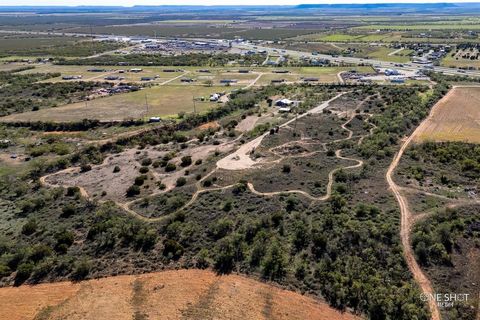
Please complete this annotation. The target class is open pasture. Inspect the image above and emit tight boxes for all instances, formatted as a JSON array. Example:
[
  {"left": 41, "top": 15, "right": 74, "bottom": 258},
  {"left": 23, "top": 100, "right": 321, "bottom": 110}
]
[
  {"left": 415, "top": 86, "right": 480, "bottom": 144},
  {"left": 0, "top": 84, "right": 227, "bottom": 122}
]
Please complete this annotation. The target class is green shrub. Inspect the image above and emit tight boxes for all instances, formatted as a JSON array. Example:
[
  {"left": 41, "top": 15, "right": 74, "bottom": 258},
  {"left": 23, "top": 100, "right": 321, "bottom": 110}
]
[
  {"left": 126, "top": 185, "right": 141, "bottom": 197},
  {"left": 176, "top": 177, "right": 187, "bottom": 187},
  {"left": 165, "top": 162, "right": 176, "bottom": 172}
]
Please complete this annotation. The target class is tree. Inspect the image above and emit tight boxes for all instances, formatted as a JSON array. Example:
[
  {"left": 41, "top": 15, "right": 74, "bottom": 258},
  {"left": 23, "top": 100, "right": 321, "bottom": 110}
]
[
  {"left": 180, "top": 156, "right": 192, "bottom": 167},
  {"left": 126, "top": 185, "right": 141, "bottom": 197},
  {"left": 174, "top": 177, "right": 186, "bottom": 188},
  {"left": 15, "top": 262, "right": 34, "bottom": 285},
  {"left": 261, "top": 240, "right": 286, "bottom": 280},
  {"left": 71, "top": 259, "right": 91, "bottom": 280},
  {"left": 214, "top": 238, "right": 235, "bottom": 274}
]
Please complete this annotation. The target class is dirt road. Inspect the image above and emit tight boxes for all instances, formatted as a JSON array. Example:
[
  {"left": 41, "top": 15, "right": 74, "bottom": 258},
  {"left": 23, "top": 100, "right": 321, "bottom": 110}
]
[
  {"left": 385, "top": 89, "right": 460, "bottom": 320},
  {"left": 216, "top": 92, "right": 347, "bottom": 171}
]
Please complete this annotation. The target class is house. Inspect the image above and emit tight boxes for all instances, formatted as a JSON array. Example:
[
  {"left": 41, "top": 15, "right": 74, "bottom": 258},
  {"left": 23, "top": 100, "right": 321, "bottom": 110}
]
[
  {"left": 238, "top": 69, "right": 250, "bottom": 73},
  {"left": 272, "top": 70, "right": 289, "bottom": 74},
  {"left": 141, "top": 77, "right": 154, "bottom": 81},
  {"left": 275, "top": 98, "right": 294, "bottom": 107},
  {"left": 87, "top": 68, "right": 106, "bottom": 72},
  {"left": 130, "top": 68, "right": 143, "bottom": 73},
  {"left": 62, "top": 75, "right": 82, "bottom": 80},
  {"left": 220, "top": 79, "right": 237, "bottom": 84}
]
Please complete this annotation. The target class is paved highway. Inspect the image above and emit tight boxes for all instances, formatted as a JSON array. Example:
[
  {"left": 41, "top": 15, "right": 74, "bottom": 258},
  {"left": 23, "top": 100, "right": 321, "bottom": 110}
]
[
  {"left": 233, "top": 42, "right": 480, "bottom": 78},
  {"left": 2, "top": 29, "right": 479, "bottom": 78}
]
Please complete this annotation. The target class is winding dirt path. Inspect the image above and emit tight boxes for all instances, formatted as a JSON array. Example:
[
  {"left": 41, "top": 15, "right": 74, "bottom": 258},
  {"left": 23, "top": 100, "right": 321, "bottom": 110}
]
[
  {"left": 385, "top": 89, "right": 462, "bottom": 320},
  {"left": 39, "top": 92, "right": 373, "bottom": 222}
]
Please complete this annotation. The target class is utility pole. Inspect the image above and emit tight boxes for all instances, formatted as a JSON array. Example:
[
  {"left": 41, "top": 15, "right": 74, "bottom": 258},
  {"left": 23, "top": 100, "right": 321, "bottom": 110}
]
[
  {"left": 89, "top": 25, "right": 95, "bottom": 56},
  {"left": 145, "top": 93, "right": 149, "bottom": 119},
  {"left": 293, "top": 112, "right": 297, "bottom": 135},
  {"left": 192, "top": 96, "right": 197, "bottom": 114}
]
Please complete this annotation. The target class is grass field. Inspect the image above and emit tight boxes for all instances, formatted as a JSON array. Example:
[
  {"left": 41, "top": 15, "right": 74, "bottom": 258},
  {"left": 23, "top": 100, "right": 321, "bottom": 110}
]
[
  {"left": 20, "top": 64, "right": 185, "bottom": 83},
  {"left": 0, "top": 62, "right": 31, "bottom": 72},
  {"left": 290, "top": 32, "right": 476, "bottom": 44},
  {"left": 355, "top": 23, "right": 480, "bottom": 30},
  {"left": 0, "top": 65, "right": 374, "bottom": 122},
  {"left": 364, "top": 47, "right": 411, "bottom": 63},
  {"left": 0, "top": 85, "right": 227, "bottom": 122},
  {"left": 441, "top": 52, "right": 480, "bottom": 69},
  {"left": 415, "top": 86, "right": 480, "bottom": 144}
]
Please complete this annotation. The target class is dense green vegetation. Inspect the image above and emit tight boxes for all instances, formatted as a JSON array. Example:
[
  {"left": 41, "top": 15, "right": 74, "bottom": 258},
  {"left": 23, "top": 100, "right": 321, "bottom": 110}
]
[
  {"left": 412, "top": 205, "right": 480, "bottom": 320},
  {"left": 401, "top": 142, "right": 480, "bottom": 186},
  {"left": 57, "top": 53, "right": 266, "bottom": 67},
  {"left": 0, "top": 82, "right": 451, "bottom": 319},
  {"left": 0, "top": 70, "right": 115, "bottom": 116},
  {"left": 0, "top": 37, "right": 124, "bottom": 57}
]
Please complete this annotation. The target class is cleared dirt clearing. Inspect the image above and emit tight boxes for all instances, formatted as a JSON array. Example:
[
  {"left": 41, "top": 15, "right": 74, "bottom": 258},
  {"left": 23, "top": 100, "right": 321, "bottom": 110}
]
[
  {"left": 414, "top": 86, "right": 480, "bottom": 144},
  {"left": 0, "top": 269, "right": 359, "bottom": 320}
]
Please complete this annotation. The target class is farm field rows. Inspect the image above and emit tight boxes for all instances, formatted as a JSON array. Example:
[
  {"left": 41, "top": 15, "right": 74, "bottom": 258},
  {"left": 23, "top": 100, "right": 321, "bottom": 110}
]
[
  {"left": 414, "top": 86, "right": 480, "bottom": 144},
  {"left": 0, "top": 269, "right": 359, "bottom": 320}
]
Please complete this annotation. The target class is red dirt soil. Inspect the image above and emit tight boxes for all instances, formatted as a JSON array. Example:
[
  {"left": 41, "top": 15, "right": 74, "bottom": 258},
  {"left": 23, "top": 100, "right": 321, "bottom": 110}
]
[{"left": 0, "top": 269, "right": 360, "bottom": 320}]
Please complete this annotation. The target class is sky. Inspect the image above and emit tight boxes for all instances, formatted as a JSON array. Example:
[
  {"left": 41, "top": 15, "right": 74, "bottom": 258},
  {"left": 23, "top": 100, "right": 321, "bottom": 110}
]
[{"left": 1, "top": 0, "right": 479, "bottom": 6}]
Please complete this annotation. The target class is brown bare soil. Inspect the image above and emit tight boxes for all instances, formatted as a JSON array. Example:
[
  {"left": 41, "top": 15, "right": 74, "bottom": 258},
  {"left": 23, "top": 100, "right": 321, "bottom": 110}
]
[
  {"left": 0, "top": 269, "right": 360, "bottom": 320},
  {"left": 415, "top": 86, "right": 480, "bottom": 144},
  {"left": 198, "top": 121, "right": 220, "bottom": 130}
]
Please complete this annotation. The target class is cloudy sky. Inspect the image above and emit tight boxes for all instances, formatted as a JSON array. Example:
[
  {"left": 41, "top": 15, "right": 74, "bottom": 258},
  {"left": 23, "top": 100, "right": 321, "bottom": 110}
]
[{"left": 1, "top": 0, "right": 479, "bottom": 6}]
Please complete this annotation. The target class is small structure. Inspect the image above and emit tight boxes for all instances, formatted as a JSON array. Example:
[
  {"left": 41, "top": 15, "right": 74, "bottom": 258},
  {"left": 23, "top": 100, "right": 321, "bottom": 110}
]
[
  {"left": 271, "top": 79, "right": 285, "bottom": 84},
  {"left": 198, "top": 69, "right": 211, "bottom": 73},
  {"left": 390, "top": 77, "right": 405, "bottom": 83},
  {"left": 385, "top": 69, "right": 401, "bottom": 76},
  {"left": 303, "top": 77, "right": 319, "bottom": 82},
  {"left": 180, "top": 78, "right": 195, "bottom": 83},
  {"left": 149, "top": 117, "right": 161, "bottom": 123},
  {"left": 238, "top": 69, "right": 250, "bottom": 73},
  {"left": 88, "top": 68, "right": 106, "bottom": 72},
  {"left": 278, "top": 107, "right": 292, "bottom": 113},
  {"left": 105, "top": 76, "right": 120, "bottom": 80},
  {"left": 275, "top": 98, "right": 294, "bottom": 107},
  {"left": 210, "top": 93, "right": 221, "bottom": 101},
  {"left": 272, "top": 70, "right": 289, "bottom": 74},
  {"left": 62, "top": 75, "right": 82, "bottom": 80},
  {"left": 141, "top": 77, "right": 154, "bottom": 81},
  {"left": 220, "top": 79, "right": 237, "bottom": 84},
  {"left": 130, "top": 68, "right": 143, "bottom": 73}
]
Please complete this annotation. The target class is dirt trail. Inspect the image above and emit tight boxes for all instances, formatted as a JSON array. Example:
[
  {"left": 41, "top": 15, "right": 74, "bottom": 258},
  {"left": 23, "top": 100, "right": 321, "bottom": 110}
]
[
  {"left": 217, "top": 92, "right": 347, "bottom": 171},
  {"left": 385, "top": 89, "right": 461, "bottom": 320},
  {"left": 39, "top": 92, "right": 376, "bottom": 225}
]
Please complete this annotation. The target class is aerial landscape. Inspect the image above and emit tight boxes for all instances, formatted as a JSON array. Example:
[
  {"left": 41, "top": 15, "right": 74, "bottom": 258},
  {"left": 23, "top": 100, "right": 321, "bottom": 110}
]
[{"left": 0, "top": 1, "right": 479, "bottom": 319}]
